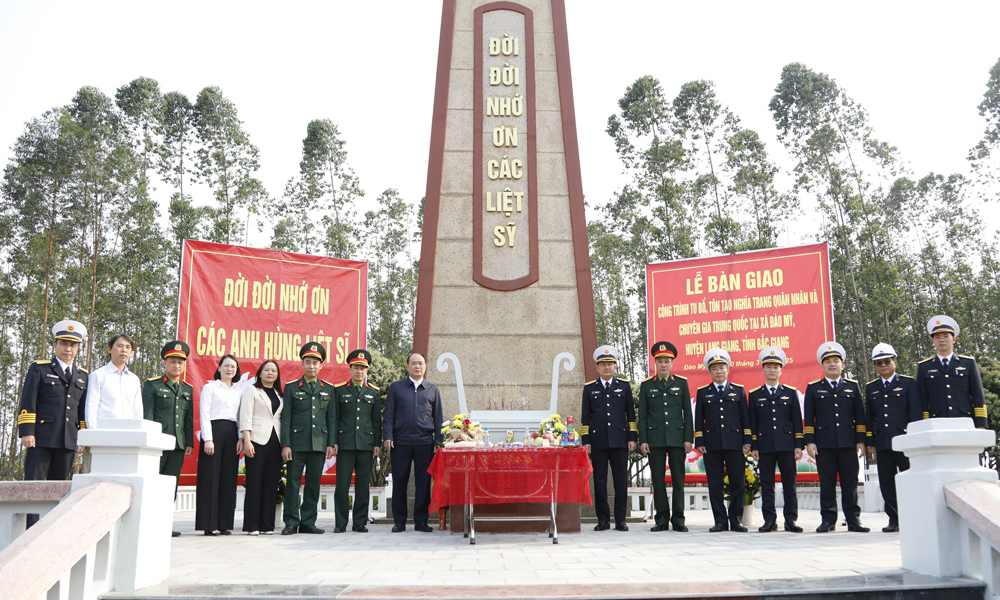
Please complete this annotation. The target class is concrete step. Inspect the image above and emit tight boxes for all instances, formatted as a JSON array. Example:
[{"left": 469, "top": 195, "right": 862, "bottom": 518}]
[{"left": 104, "top": 572, "right": 985, "bottom": 600}]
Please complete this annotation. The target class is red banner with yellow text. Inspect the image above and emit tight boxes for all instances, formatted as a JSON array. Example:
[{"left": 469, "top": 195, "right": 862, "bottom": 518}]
[
  {"left": 646, "top": 243, "right": 834, "bottom": 395},
  {"left": 175, "top": 240, "right": 367, "bottom": 484}
]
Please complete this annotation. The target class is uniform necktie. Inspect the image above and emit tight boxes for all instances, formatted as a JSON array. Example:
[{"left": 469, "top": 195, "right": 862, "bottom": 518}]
[
  {"left": 604, "top": 381, "right": 610, "bottom": 392},
  {"left": 831, "top": 380, "right": 838, "bottom": 391},
  {"left": 942, "top": 357, "right": 948, "bottom": 369},
  {"left": 883, "top": 379, "right": 890, "bottom": 390},
  {"left": 64, "top": 367, "right": 71, "bottom": 379},
  {"left": 717, "top": 384, "right": 724, "bottom": 395},
  {"left": 769, "top": 386, "right": 776, "bottom": 396}
]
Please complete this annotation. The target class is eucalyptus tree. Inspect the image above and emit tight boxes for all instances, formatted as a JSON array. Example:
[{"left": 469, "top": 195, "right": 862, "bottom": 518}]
[
  {"left": 968, "top": 57, "right": 1000, "bottom": 199},
  {"left": 193, "top": 86, "right": 264, "bottom": 245}
]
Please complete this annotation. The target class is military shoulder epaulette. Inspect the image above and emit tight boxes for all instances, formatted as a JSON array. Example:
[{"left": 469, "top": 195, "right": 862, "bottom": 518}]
[
  {"left": 866, "top": 378, "right": 879, "bottom": 386},
  {"left": 917, "top": 357, "right": 934, "bottom": 364},
  {"left": 77, "top": 367, "right": 88, "bottom": 374},
  {"left": 808, "top": 379, "right": 823, "bottom": 385},
  {"left": 586, "top": 380, "right": 596, "bottom": 385},
  {"left": 35, "top": 360, "right": 51, "bottom": 365},
  {"left": 673, "top": 374, "right": 687, "bottom": 380},
  {"left": 367, "top": 383, "right": 380, "bottom": 390},
  {"left": 642, "top": 375, "right": 655, "bottom": 383},
  {"left": 730, "top": 382, "right": 744, "bottom": 388},
  {"left": 749, "top": 385, "right": 763, "bottom": 393},
  {"left": 784, "top": 385, "right": 797, "bottom": 391},
  {"left": 898, "top": 374, "right": 915, "bottom": 380},
  {"left": 959, "top": 354, "right": 977, "bottom": 361},
  {"left": 148, "top": 376, "right": 162, "bottom": 381},
  {"left": 844, "top": 378, "right": 858, "bottom": 383},
  {"left": 321, "top": 379, "right": 334, "bottom": 387},
  {"left": 334, "top": 381, "right": 347, "bottom": 388},
  {"left": 697, "top": 383, "right": 713, "bottom": 390}
]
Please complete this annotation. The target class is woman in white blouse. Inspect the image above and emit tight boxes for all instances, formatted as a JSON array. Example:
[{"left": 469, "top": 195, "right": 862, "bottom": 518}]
[
  {"left": 239, "top": 360, "right": 284, "bottom": 535},
  {"left": 195, "top": 354, "right": 243, "bottom": 535}
]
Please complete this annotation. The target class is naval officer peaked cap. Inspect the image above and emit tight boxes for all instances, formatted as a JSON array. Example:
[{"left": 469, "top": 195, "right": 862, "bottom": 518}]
[
  {"left": 927, "top": 315, "right": 959, "bottom": 337},
  {"left": 816, "top": 341, "right": 846, "bottom": 364},
  {"left": 871, "top": 343, "right": 897, "bottom": 360},
  {"left": 758, "top": 346, "right": 786, "bottom": 366},
  {"left": 346, "top": 348, "right": 372, "bottom": 367},
  {"left": 593, "top": 346, "right": 619, "bottom": 363},
  {"left": 703, "top": 348, "right": 731, "bottom": 368},
  {"left": 52, "top": 319, "right": 87, "bottom": 343},
  {"left": 161, "top": 341, "right": 190, "bottom": 360},
  {"left": 650, "top": 341, "right": 677, "bottom": 359}
]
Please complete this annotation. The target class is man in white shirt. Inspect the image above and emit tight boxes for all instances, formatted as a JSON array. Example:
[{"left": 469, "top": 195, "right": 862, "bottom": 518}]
[{"left": 85, "top": 334, "right": 143, "bottom": 429}]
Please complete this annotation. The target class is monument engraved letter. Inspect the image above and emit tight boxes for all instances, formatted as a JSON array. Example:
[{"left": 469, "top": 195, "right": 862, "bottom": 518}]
[{"left": 414, "top": 0, "right": 598, "bottom": 426}]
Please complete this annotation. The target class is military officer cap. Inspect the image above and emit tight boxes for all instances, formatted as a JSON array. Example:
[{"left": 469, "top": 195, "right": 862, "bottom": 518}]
[
  {"left": 816, "top": 341, "right": 846, "bottom": 364},
  {"left": 593, "top": 345, "right": 619, "bottom": 363},
  {"left": 347, "top": 348, "right": 372, "bottom": 367},
  {"left": 300, "top": 342, "right": 327, "bottom": 362},
  {"left": 703, "top": 348, "right": 731, "bottom": 368},
  {"left": 650, "top": 341, "right": 677, "bottom": 359},
  {"left": 161, "top": 340, "right": 190, "bottom": 360},
  {"left": 871, "top": 343, "right": 897, "bottom": 360},
  {"left": 927, "top": 315, "right": 959, "bottom": 337},
  {"left": 759, "top": 346, "right": 786, "bottom": 366},
  {"left": 52, "top": 319, "right": 87, "bottom": 343}
]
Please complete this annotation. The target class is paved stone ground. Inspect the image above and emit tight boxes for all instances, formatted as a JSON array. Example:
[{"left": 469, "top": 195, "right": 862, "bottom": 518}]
[{"left": 167, "top": 508, "right": 903, "bottom": 586}]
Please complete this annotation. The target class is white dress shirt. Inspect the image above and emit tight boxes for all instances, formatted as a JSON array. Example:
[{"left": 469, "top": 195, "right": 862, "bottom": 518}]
[
  {"left": 200, "top": 379, "right": 243, "bottom": 442},
  {"left": 85, "top": 361, "right": 143, "bottom": 429}
]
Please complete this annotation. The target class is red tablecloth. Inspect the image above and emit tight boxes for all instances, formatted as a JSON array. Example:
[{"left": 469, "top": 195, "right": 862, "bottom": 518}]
[{"left": 429, "top": 447, "right": 594, "bottom": 512}]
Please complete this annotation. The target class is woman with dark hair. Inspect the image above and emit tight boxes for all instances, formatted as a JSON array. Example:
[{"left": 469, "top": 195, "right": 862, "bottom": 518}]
[
  {"left": 196, "top": 354, "right": 243, "bottom": 535},
  {"left": 239, "top": 360, "right": 284, "bottom": 535}
]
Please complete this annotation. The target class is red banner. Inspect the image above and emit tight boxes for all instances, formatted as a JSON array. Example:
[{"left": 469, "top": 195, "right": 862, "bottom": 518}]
[
  {"left": 176, "top": 240, "right": 367, "bottom": 484},
  {"left": 646, "top": 243, "right": 834, "bottom": 395}
]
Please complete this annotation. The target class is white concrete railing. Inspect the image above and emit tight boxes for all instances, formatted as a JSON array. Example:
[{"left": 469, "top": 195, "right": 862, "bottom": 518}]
[
  {"left": 0, "top": 481, "right": 72, "bottom": 549},
  {"left": 895, "top": 417, "right": 999, "bottom": 598},
  {"left": 625, "top": 484, "right": 860, "bottom": 519},
  {"left": 174, "top": 485, "right": 389, "bottom": 519},
  {"left": 0, "top": 419, "right": 176, "bottom": 600}
]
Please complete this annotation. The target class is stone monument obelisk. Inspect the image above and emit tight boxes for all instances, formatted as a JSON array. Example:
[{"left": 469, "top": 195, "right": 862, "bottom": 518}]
[{"left": 413, "top": 0, "right": 599, "bottom": 427}]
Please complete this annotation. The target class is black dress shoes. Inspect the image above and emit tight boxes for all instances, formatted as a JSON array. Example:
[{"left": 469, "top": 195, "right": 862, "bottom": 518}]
[
  {"left": 219, "top": 530, "right": 231, "bottom": 535},
  {"left": 650, "top": 523, "right": 668, "bottom": 532},
  {"left": 847, "top": 522, "right": 870, "bottom": 533},
  {"left": 204, "top": 530, "right": 220, "bottom": 536},
  {"left": 816, "top": 521, "right": 836, "bottom": 533},
  {"left": 392, "top": 523, "right": 406, "bottom": 532},
  {"left": 883, "top": 523, "right": 899, "bottom": 533},
  {"left": 784, "top": 521, "right": 804, "bottom": 533},
  {"left": 299, "top": 524, "right": 325, "bottom": 534},
  {"left": 615, "top": 523, "right": 629, "bottom": 531},
  {"left": 333, "top": 525, "right": 347, "bottom": 533},
  {"left": 594, "top": 521, "right": 610, "bottom": 531},
  {"left": 730, "top": 522, "right": 748, "bottom": 532},
  {"left": 709, "top": 523, "right": 728, "bottom": 533},
  {"left": 352, "top": 524, "right": 369, "bottom": 533},
  {"left": 758, "top": 521, "right": 777, "bottom": 532},
  {"left": 415, "top": 523, "right": 434, "bottom": 532},
  {"left": 281, "top": 526, "right": 297, "bottom": 535},
  {"left": 672, "top": 523, "right": 689, "bottom": 532},
  {"left": 172, "top": 531, "right": 181, "bottom": 537}
]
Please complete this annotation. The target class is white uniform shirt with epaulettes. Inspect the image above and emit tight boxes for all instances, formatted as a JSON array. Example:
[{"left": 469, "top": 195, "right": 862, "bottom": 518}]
[
  {"left": 915, "top": 354, "right": 988, "bottom": 428},
  {"left": 694, "top": 381, "right": 751, "bottom": 452},
  {"left": 748, "top": 383, "right": 803, "bottom": 453},
  {"left": 331, "top": 380, "right": 382, "bottom": 451},
  {"left": 803, "top": 377, "right": 865, "bottom": 449},
  {"left": 17, "top": 358, "right": 88, "bottom": 450},
  {"left": 580, "top": 377, "right": 637, "bottom": 450},
  {"left": 864, "top": 374, "right": 921, "bottom": 452}
]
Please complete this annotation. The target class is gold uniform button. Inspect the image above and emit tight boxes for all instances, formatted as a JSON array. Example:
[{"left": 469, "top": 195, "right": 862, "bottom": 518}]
[
  {"left": 607, "top": 422, "right": 611, "bottom": 426},
  {"left": 835, "top": 413, "right": 839, "bottom": 417},
  {"left": 665, "top": 421, "right": 669, "bottom": 425},
  {"left": 357, "top": 426, "right": 360, "bottom": 429},
  {"left": 949, "top": 406, "right": 953, "bottom": 410},
  {"left": 312, "top": 424, "right": 316, "bottom": 427},
  {"left": 885, "top": 424, "right": 889, "bottom": 428},
  {"left": 66, "top": 418, "right": 69, "bottom": 421},
  {"left": 945, "top": 374, "right": 949, "bottom": 378},
  {"left": 836, "top": 423, "right": 840, "bottom": 427}
]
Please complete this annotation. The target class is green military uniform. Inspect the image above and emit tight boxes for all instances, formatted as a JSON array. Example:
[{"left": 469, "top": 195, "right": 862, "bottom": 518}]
[
  {"left": 637, "top": 341, "right": 692, "bottom": 530},
  {"left": 280, "top": 342, "right": 336, "bottom": 530},
  {"left": 143, "top": 341, "right": 194, "bottom": 497},
  {"left": 332, "top": 349, "right": 382, "bottom": 530}
]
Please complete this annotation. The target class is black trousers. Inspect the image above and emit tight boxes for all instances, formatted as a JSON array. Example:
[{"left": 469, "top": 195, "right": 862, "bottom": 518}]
[
  {"left": 25, "top": 446, "right": 74, "bottom": 528},
  {"left": 704, "top": 449, "right": 745, "bottom": 527},
  {"left": 817, "top": 447, "right": 860, "bottom": 524},
  {"left": 242, "top": 429, "right": 282, "bottom": 532},
  {"left": 759, "top": 451, "right": 798, "bottom": 523},
  {"left": 647, "top": 446, "right": 686, "bottom": 526},
  {"left": 195, "top": 420, "right": 239, "bottom": 532},
  {"left": 390, "top": 443, "right": 434, "bottom": 526},
  {"left": 876, "top": 449, "right": 909, "bottom": 525},
  {"left": 591, "top": 447, "right": 628, "bottom": 525}
]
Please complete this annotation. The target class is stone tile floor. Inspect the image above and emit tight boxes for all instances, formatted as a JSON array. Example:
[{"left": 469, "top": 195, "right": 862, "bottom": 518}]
[{"left": 166, "top": 508, "right": 904, "bottom": 586}]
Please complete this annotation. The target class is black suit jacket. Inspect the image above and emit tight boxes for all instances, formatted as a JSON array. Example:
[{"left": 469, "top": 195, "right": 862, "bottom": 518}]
[
  {"left": 581, "top": 377, "right": 636, "bottom": 449},
  {"left": 916, "top": 355, "right": 987, "bottom": 428},
  {"left": 18, "top": 357, "right": 87, "bottom": 450},
  {"left": 748, "top": 383, "right": 803, "bottom": 453},
  {"left": 865, "top": 374, "right": 921, "bottom": 452},
  {"left": 803, "top": 378, "right": 865, "bottom": 449},
  {"left": 694, "top": 382, "right": 751, "bottom": 452}
]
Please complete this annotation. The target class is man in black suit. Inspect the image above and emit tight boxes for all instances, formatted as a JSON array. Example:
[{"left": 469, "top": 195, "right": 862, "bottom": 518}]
[
  {"left": 865, "top": 342, "right": 921, "bottom": 533},
  {"left": 581, "top": 346, "right": 636, "bottom": 532},
  {"left": 695, "top": 348, "right": 751, "bottom": 532},
  {"left": 916, "top": 315, "right": 988, "bottom": 429}
]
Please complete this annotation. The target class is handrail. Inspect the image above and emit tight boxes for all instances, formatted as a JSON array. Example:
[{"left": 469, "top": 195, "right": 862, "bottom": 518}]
[
  {"left": 0, "top": 481, "right": 131, "bottom": 600},
  {"left": 0, "top": 481, "right": 72, "bottom": 502},
  {"left": 944, "top": 479, "right": 1000, "bottom": 547}
]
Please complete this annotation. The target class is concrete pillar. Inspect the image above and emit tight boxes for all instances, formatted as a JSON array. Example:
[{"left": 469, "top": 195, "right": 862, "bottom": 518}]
[
  {"left": 73, "top": 419, "right": 176, "bottom": 591},
  {"left": 894, "top": 417, "right": 997, "bottom": 577}
]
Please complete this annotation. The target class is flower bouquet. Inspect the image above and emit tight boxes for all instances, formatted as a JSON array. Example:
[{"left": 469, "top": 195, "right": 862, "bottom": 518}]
[
  {"left": 528, "top": 414, "right": 566, "bottom": 446},
  {"left": 723, "top": 454, "right": 761, "bottom": 506},
  {"left": 440, "top": 413, "right": 483, "bottom": 447}
]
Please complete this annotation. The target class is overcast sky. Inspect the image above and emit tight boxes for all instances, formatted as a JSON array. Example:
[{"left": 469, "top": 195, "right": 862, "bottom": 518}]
[{"left": 2, "top": 1, "right": 999, "bottom": 248}]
